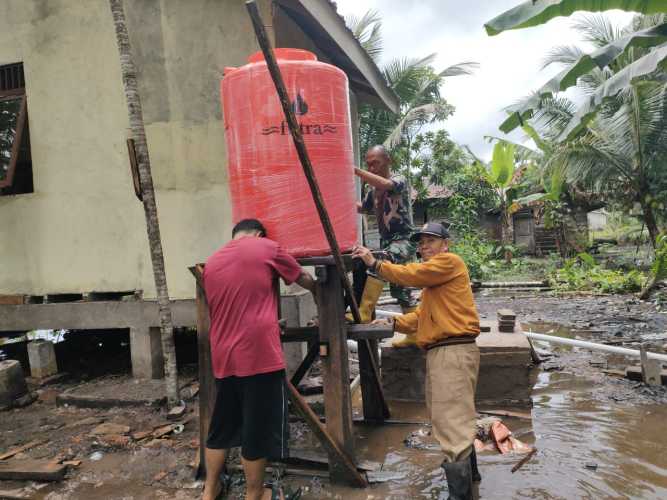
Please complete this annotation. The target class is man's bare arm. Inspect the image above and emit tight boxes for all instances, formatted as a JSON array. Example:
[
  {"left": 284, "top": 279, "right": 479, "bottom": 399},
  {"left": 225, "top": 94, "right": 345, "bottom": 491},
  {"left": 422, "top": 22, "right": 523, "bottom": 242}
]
[
  {"left": 295, "top": 270, "right": 316, "bottom": 294},
  {"left": 354, "top": 167, "right": 394, "bottom": 191}
]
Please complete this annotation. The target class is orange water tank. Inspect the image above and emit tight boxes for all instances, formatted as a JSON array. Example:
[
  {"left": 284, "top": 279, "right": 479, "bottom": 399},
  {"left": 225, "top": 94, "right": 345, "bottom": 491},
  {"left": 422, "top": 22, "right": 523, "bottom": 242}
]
[{"left": 221, "top": 49, "right": 357, "bottom": 257}]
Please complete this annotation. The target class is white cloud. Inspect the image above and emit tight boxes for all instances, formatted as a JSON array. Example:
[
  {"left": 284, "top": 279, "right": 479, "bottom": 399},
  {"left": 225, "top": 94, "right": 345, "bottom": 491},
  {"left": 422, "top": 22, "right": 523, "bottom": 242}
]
[{"left": 335, "top": 0, "right": 634, "bottom": 159}]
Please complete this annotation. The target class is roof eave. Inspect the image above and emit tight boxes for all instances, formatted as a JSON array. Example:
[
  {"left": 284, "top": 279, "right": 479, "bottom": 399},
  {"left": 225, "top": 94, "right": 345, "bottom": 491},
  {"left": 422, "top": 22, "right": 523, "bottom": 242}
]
[{"left": 295, "top": 0, "right": 399, "bottom": 113}]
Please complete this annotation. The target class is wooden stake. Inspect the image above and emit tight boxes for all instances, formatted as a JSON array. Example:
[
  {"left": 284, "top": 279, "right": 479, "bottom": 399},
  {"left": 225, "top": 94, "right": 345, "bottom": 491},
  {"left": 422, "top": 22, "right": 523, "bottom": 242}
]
[{"left": 189, "top": 265, "right": 216, "bottom": 479}]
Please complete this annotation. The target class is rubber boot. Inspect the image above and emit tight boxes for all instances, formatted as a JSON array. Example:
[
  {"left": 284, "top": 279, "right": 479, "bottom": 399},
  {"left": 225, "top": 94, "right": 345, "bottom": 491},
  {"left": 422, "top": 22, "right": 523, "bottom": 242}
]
[
  {"left": 345, "top": 276, "right": 384, "bottom": 323},
  {"left": 392, "top": 305, "right": 418, "bottom": 348},
  {"left": 442, "top": 459, "right": 473, "bottom": 500},
  {"left": 470, "top": 448, "right": 481, "bottom": 483}
]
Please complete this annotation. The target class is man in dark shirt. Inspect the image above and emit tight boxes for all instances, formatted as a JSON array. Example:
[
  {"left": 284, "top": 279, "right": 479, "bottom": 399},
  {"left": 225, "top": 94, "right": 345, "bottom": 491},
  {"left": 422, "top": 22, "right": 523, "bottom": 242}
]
[
  {"left": 353, "top": 145, "right": 418, "bottom": 346},
  {"left": 202, "top": 219, "right": 316, "bottom": 500}
]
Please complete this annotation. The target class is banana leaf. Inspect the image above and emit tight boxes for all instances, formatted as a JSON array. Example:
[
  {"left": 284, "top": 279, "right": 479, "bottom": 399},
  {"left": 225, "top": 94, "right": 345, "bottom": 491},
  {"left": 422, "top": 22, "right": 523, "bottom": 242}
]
[
  {"left": 488, "top": 142, "right": 516, "bottom": 187},
  {"left": 485, "top": 0, "right": 667, "bottom": 36},
  {"left": 500, "top": 24, "right": 667, "bottom": 133},
  {"left": 558, "top": 43, "right": 667, "bottom": 140}
]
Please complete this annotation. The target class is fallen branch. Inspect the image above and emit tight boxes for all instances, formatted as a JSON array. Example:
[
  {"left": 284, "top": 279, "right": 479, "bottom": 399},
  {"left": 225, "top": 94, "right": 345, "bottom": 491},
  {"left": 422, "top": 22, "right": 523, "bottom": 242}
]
[{"left": 511, "top": 447, "right": 537, "bottom": 473}]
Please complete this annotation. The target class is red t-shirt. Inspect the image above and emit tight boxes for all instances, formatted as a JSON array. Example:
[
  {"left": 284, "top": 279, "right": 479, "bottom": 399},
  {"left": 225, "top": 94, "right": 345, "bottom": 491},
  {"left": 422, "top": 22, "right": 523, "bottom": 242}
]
[{"left": 204, "top": 236, "right": 302, "bottom": 379}]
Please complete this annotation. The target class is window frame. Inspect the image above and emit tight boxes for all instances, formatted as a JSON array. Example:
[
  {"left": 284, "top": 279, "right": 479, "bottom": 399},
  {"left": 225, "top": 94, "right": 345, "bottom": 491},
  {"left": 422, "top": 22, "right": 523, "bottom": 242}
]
[{"left": 0, "top": 91, "right": 28, "bottom": 190}]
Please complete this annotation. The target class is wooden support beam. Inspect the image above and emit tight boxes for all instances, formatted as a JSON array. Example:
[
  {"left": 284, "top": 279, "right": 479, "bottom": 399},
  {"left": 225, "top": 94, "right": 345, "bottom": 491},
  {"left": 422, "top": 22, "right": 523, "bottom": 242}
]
[
  {"left": 282, "top": 324, "right": 394, "bottom": 343},
  {"left": 290, "top": 341, "right": 320, "bottom": 388},
  {"left": 316, "top": 265, "right": 356, "bottom": 482},
  {"left": 285, "top": 380, "right": 367, "bottom": 487},
  {"left": 358, "top": 339, "right": 389, "bottom": 422},
  {"left": 189, "top": 265, "right": 216, "bottom": 480}
]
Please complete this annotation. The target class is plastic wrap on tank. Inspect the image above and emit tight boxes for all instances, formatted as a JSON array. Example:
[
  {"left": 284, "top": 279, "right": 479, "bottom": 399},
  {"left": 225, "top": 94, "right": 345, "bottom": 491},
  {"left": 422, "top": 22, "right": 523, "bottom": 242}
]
[{"left": 221, "top": 48, "right": 357, "bottom": 257}]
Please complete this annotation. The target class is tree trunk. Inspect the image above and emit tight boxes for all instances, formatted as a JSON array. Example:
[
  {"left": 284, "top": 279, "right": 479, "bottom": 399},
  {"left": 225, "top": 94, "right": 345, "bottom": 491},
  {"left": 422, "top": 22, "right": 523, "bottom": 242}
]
[
  {"left": 640, "top": 200, "right": 660, "bottom": 249},
  {"left": 500, "top": 198, "right": 513, "bottom": 264},
  {"left": 109, "top": 0, "right": 178, "bottom": 405}
]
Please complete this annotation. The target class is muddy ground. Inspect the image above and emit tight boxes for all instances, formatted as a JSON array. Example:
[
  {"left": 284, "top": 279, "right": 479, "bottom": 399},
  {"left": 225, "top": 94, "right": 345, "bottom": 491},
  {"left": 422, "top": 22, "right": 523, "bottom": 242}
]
[{"left": 1, "top": 291, "right": 666, "bottom": 499}]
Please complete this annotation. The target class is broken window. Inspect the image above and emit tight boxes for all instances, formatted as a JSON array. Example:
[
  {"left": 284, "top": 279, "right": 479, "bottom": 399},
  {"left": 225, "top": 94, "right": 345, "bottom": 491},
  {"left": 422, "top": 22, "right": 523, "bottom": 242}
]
[{"left": 0, "top": 63, "right": 33, "bottom": 196}]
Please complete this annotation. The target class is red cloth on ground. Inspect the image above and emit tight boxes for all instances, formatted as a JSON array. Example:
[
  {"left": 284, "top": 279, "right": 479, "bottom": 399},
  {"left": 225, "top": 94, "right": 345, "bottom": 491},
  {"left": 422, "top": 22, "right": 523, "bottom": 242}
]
[{"left": 204, "top": 237, "right": 301, "bottom": 378}]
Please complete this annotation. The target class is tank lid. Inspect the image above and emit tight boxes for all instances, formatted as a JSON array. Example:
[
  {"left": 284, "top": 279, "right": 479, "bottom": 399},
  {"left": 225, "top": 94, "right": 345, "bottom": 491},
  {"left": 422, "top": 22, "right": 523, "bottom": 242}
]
[{"left": 248, "top": 48, "right": 317, "bottom": 63}]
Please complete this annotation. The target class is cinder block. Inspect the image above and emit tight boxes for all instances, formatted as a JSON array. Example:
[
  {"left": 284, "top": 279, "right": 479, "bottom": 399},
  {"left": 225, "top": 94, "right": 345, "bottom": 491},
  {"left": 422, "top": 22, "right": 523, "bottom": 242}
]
[
  {"left": 381, "top": 340, "right": 533, "bottom": 406},
  {"left": 27, "top": 340, "right": 58, "bottom": 379},
  {"left": 280, "top": 290, "right": 316, "bottom": 377},
  {"left": 0, "top": 359, "right": 28, "bottom": 408}
]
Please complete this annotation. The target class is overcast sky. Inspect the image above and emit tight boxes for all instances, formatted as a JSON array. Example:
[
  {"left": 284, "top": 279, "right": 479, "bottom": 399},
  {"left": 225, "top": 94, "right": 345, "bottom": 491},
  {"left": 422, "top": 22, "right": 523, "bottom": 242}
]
[{"left": 335, "top": 0, "right": 633, "bottom": 160}]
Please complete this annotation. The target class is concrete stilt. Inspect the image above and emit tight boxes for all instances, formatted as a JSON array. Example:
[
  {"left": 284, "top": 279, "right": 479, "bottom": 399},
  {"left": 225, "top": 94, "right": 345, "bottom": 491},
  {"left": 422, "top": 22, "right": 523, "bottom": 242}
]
[
  {"left": 130, "top": 326, "right": 164, "bottom": 379},
  {"left": 0, "top": 360, "right": 28, "bottom": 408},
  {"left": 27, "top": 340, "right": 58, "bottom": 379}
]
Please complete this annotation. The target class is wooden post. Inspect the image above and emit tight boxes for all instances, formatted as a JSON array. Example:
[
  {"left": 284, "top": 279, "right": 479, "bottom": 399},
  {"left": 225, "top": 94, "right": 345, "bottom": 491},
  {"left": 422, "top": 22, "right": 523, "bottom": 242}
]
[
  {"left": 317, "top": 264, "right": 356, "bottom": 482},
  {"left": 190, "top": 265, "right": 216, "bottom": 479},
  {"left": 358, "top": 339, "right": 388, "bottom": 422}
]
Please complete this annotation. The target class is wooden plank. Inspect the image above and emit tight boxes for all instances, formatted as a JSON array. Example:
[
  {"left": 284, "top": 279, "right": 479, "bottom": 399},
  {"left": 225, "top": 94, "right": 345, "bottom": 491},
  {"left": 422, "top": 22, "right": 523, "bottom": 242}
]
[
  {"left": 297, "top": 255, "right": 354, "bottom": 268},
  {"left": 348, "top": 324, "right": 394, "bottom": 341},
  {"left": 290, "top": 341, "right": 320, "bottom": 387},
  {"left": 317, "top": 265, "right": 356, "bottom": 482},
  {"left": 190, "top": 265, "right": 216, "bottom": 479},
  {"left": 0, "top": 460, "right": 66, "bottom": 481},
  {"left": 285, "top": 380, "right": 367, "bottom": 487},
  {"left": 283, "top": 449, "right": 381, "bottom": 472},
  {"left": 0, "top": 295, "right": 24, "bottom": 305},
  {"left": 245, "top": 0, "right": 361, "bottom": 323},
  {"left": 0, "top": 440, "right": 48, "bottom": 460},
  {"left": 282, "top": 324, "right": 394, "bottom": 343},
  {"left": 281, "top": 328, "right": 317, "bottom": 343},
  {"left": 478, "top": 409, "right": 532, "bottom": 420}
]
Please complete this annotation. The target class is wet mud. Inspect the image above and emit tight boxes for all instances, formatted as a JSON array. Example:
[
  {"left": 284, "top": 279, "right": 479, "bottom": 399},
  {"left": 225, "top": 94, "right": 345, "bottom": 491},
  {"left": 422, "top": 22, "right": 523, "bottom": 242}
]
[{"left": 1, "top": 293, "right": 666, "bottom": 499}]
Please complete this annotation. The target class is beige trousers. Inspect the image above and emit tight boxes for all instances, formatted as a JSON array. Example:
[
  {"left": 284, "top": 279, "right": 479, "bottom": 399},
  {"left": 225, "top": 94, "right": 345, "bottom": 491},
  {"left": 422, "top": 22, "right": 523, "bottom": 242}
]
[{"left": 425, "top": 342, "right": 480, "bottom": 463}]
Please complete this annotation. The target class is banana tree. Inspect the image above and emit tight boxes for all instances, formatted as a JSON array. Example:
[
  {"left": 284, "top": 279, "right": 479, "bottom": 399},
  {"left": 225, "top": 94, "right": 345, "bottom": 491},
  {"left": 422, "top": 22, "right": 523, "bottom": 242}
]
[{"left": 483, "top": 141, "right": 519, "bottom": 262}]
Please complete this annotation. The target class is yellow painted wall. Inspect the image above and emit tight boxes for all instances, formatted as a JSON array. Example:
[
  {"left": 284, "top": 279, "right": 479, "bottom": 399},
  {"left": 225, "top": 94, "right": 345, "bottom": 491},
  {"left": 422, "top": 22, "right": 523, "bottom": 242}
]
[{"left": 0, "top": 0, "right": 272, "bottom": 299}]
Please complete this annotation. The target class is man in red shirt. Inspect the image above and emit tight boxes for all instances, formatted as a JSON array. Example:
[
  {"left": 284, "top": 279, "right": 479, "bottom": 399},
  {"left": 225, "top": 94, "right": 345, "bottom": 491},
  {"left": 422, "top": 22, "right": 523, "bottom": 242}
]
[{"left": 202, "top": 219, "right": 316, "bottom": 500}]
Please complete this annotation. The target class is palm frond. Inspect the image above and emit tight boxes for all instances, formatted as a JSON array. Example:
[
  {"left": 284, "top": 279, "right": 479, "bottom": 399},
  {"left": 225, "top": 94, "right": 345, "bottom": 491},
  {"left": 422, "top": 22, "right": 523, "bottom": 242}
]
[
  {"left": 558, "top": 43, "right": 667, "bottom": 141},
  {"left": 631, "top": 13, "right": 667, "bottom": 32},
  {"left": 572, "top": 14, "right": 624, "bottom": 48},
  {"left": 346, "top": 9, "right": 383, "bottom": 61},
  {"left": 438, "top": 61, "right": 479, "bottom": 78},
  {"left": 383, "top": 103, "right": 448, "bottom": 148},
  {"left": 541, "top": 45, "right": 585, "bottom": 69}
]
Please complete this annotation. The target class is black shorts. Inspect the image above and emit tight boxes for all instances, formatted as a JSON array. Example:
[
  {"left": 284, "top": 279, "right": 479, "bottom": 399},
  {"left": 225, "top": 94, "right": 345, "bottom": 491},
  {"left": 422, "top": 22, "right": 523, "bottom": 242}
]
[{"left": 206, "top": 369, "right": 289, "bottom": 461}]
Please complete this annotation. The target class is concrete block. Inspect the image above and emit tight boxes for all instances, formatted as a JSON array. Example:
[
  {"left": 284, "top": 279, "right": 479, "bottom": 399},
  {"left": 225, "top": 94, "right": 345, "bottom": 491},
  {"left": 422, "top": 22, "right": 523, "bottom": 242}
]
[
  {"left": 281, "top": 291, "right": 317, "bottom": 377},
  {"left": 0, "top": 360, "right": 28, "bottom": 408},
  {"left": 381, "top": 328, "right": 533, "bottom": 405},
  {"left": 27, "top": 340, "right": 58, "bottom": 379},
  {"left": 130, "top": 326, "right": 164, "bottom": 379}
]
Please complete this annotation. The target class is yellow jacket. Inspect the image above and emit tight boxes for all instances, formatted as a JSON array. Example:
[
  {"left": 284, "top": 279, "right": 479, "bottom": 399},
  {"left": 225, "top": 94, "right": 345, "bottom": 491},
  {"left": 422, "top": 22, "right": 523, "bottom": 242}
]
[{"left": 377, "top": 252, "right": 480, "bottom": 348}]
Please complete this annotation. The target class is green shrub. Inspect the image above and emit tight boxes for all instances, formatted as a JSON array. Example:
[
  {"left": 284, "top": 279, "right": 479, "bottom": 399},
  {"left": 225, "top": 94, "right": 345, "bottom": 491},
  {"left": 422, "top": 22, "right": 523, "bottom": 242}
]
[
  {"left": 548, "top": 252, "right": 646, "bottom": 293},
  {"left": 451, "top": 234, "right": 495, "bottom": 280}
]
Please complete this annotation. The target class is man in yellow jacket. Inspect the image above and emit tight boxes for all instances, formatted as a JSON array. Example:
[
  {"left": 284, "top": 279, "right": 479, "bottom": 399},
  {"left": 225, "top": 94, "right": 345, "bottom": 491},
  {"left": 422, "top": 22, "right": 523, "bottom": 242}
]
[{"left": 352, "top": 221, "right": 480, "bottom": 500}]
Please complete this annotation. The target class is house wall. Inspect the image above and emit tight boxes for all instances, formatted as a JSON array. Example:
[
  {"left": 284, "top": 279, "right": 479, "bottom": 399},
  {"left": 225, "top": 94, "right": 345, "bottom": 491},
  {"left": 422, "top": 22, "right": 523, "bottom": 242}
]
[
  {"left": 587, "top": 209, "right": 608, "bottom": 231},
  {"left": 0, "top": 0, "right": 272, "bottom": 299}
]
